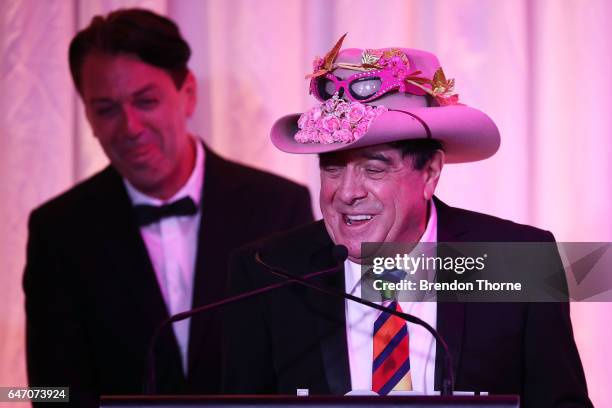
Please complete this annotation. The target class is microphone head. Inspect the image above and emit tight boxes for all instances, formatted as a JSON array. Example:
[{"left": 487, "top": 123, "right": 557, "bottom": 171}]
[{"left": 332, "top": 245, "right": 349, "bottom": 263}]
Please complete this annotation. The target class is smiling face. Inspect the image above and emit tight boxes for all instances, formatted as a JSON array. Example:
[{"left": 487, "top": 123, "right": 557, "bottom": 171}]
[
  {"left": 319, "top": 144, "right": 443, "bottom": 263},
  {"left": 81, "top": 52, "right": 197, "bottom": 200}
]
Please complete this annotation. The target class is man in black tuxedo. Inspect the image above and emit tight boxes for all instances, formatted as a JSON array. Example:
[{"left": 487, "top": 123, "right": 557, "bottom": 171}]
[
  {"left": 22, "top": 8, "right": 313, "bottom": 405},
  {"left": 223, "top": 39, "right": 592, "bottom": 406}
]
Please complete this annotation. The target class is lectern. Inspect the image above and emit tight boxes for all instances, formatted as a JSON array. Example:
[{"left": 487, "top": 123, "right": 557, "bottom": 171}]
[{"left": 100, "top": 395, "right": 519, "bottom": 408}]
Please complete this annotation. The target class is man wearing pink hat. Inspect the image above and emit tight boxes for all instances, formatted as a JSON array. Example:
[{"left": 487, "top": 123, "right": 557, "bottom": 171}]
[{"left": 223, "top": 36, "right": 591, "bottom": 407}]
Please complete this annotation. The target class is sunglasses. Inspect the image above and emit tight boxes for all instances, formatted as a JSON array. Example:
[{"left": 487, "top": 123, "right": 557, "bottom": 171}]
[{"left": 310, "top": 68, "right": 407, "bottom": 103}]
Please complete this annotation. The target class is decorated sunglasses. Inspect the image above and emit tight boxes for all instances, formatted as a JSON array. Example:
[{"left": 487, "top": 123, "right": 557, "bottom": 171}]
[
  {"left": 310, "top": 68, "right": 414, "bottom": 103},
  {"left": 307, "top": 34, "right": 460, "bottom": 106}
]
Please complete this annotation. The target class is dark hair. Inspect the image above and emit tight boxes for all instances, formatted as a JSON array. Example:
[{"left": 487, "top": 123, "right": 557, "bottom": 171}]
[
  {"left": 387, "top": 138, "right": 445, "bottom": 170},
  {"left": 69, "top": 8, "right": 191, "bottom": 93}
]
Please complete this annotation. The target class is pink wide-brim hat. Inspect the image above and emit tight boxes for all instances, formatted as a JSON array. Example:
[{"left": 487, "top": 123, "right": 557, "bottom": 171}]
[{"left": 271, "top": 47, "right": 500, "bottom": 163}]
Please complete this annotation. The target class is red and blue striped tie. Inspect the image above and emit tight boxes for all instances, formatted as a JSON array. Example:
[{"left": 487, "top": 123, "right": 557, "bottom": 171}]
[{"left": 372, "top": 301, "right": 412, "bottom": 394}]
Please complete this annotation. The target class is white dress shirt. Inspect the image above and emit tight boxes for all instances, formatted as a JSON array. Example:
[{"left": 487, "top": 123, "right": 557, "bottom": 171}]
[
  {"left": 344, "top": 201, "right": 438, "bottom": 394},
  {"left": 124, "top": 139, "right": 205, "bottom": 375}
]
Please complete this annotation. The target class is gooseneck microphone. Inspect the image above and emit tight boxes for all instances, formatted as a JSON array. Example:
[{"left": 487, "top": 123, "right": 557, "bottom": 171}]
[
  {"left": 255, "top": 245, "right": 455, "bottom": 396},
  {"left": 143, "top": 249, "right": 348, "bottom": 395}
]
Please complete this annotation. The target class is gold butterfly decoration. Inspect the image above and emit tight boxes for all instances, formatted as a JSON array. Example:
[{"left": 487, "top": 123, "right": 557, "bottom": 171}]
[
  {"left": 361, "top": 49, "right": 382, "bottom": 68},
  {"left": 431, "top": 68, "right": 455, "bottom": 95},
  {"left": 306, "top": 33, "right": 347, "bottom": 79}
]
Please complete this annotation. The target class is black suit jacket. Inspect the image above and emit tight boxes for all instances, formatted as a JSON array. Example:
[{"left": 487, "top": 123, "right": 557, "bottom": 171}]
[
  {"left": 223, "top": 197, "right": 592, "bottom": 407},
  {"left": 23, "top": 145, "right": 313, "bottom": 404}
]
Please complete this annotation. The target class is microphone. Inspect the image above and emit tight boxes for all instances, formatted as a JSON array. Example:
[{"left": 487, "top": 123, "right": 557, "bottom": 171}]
[
  {"left": 255, "top": 245, "right": 455, "bottom": 396},
  {"left": 143, "top": 250, "right": 346, "bottom": 395}
]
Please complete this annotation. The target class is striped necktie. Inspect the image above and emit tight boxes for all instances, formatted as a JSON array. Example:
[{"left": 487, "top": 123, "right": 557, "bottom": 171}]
[{"left": 372, "top": 300, "right": 412, "bottom": 394}]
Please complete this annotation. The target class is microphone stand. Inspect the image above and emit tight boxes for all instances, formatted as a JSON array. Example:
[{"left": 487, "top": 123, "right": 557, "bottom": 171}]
[
  {"left": 255, "top": 250, "right": 455, "bottom": 396},
  {"left": 143, "top": 261, "right": 344, "bottom": 394}
]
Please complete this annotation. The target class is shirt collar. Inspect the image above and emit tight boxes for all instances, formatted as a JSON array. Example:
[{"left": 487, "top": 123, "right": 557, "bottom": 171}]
[
  {"left": 123, "top": 138, "right": 205, "bottom": 207},
  {"left": 421, "top": 199, "right": 438, "bottom": 243}
]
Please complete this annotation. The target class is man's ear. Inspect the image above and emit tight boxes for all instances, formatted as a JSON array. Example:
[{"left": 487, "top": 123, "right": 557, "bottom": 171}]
[
  {"left": 423, "top": 149, "right": 444, "bottom": 200},
  {"left": 82, "top": 105, "right": 100, "bottom": 140},
  {"left": 181, "top": 71, "right": 197, "bottom": 117}
]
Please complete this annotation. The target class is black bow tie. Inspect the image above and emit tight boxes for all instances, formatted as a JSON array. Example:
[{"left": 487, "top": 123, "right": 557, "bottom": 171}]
[{"left": 133, "top": 196, "right": 198, "bottom": 226}]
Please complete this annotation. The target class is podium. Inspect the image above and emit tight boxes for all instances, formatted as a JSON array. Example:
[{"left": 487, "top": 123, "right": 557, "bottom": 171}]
[{"left": 100, "top": 395, "right": 519, "bottom": 407}]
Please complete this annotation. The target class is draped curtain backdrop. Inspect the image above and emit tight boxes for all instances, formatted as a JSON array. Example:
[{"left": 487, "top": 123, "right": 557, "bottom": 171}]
[{"left": 1, "top": 0, "right": 611, "bottom": 406}]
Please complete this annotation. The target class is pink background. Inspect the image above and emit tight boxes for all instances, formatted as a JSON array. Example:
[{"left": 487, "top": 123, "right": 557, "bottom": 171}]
[{"left": 1, "top": 0, "right": 611, "bottom": 406}]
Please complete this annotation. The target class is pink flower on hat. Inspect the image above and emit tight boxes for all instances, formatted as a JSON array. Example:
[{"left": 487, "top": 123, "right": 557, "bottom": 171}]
[
  {"left": 294, "top": 130, "right": 309, "bottom": 143},
  {"left": 355, "top": 121, "right": 370, "bottom": 135},
  {"left": 347, "top": 103, "right": 366, "bottom": 123},
  {"left": 321, "top": 115, "right": 340, "bottom": 132},
  {"left": 297, "top": 112, "right": 311, "bottom": 129},
  {"left": 307, "top": 130, "right": 320, "bottom": 143},
  {"left": 294, "top": 93, "right": 388, "bottom": 145},
  {"left": 336, "top": 102, "right": 350, "bottom": 115},
  {"left": 365, "top": 105, "right": 381, "bottom": 120},
  {"left": 319, "top": 130, "right": 335, "bottom": 144},
  {"left": 333, "top": 129, "right": 353, "bottom": 143}
]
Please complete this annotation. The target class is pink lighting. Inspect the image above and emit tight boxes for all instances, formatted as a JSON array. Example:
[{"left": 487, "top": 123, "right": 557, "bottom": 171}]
[{"left": 1, "top": 0, "right": 611, "bottom": 406}]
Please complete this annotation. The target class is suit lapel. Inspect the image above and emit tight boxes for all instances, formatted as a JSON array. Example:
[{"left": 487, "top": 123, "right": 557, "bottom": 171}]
[
  {"left": 92, "top": 167, "right": 169, "bottom": 326},
  {"left": 434, "top": 302, "right": 465, "bottom": 391},
  {"left": 306, "top": 236, "right": 352, "bottom": 395},
  {"left": 433, "top": 197, "right": 466, "bottom": 391},
  {"left": 91, "top": 167, "right": 185, "bottom": 388},
  {"left": 187, "top": 146, "right": 243, "bottom": 378}
]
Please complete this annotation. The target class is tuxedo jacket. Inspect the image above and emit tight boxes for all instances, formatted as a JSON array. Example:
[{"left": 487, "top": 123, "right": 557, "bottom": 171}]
[
  {"left": 23, "top": 145, "right": 313, "bottom": 404},
  {"left": 223, "top": 197, "right": 592, "bottom": 408}
]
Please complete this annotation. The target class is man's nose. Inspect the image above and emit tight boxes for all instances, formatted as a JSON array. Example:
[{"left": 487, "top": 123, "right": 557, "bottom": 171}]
[
  {"left": 337, "top": 170, "right": 367, "bottom": 205},
  {"left": 122, "top": 106, "right": 144, "bottom": 138}
]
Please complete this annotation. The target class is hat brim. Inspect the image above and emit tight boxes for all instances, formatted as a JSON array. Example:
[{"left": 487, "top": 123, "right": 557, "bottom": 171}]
[{"left": 271, "top": 105, "right": 500, "bottom": 163}]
